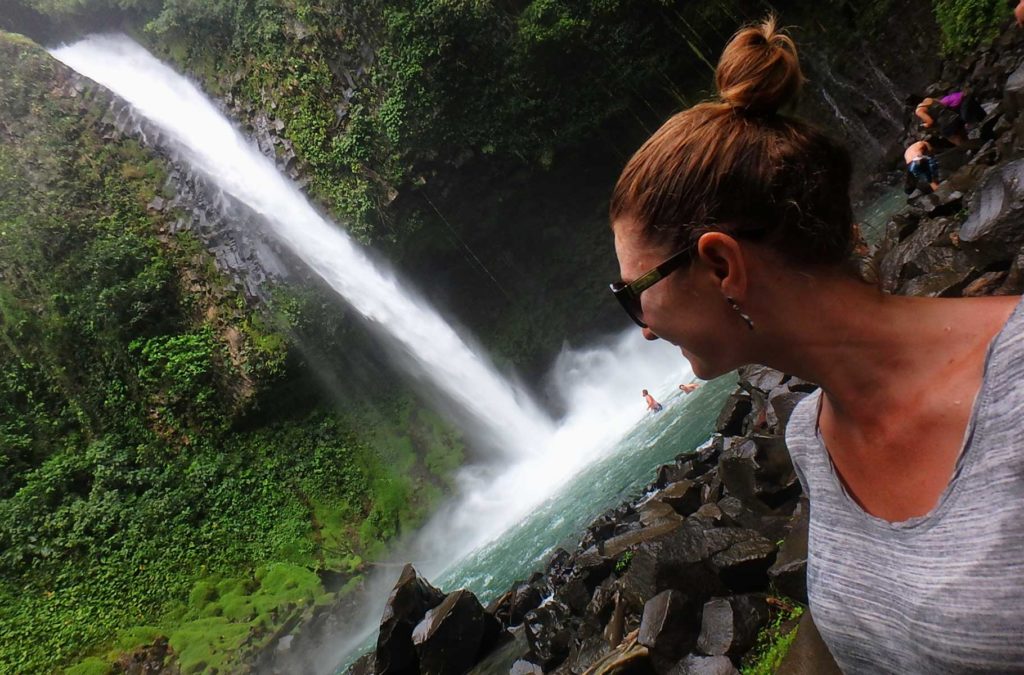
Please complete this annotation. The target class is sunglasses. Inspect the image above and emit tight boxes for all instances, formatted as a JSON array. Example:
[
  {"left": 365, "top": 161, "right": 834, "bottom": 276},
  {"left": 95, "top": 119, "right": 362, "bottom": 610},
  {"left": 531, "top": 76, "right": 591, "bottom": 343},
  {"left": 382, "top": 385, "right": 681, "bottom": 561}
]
[{"left": 609, "top": 248, "right": 691, "bottom": 328}]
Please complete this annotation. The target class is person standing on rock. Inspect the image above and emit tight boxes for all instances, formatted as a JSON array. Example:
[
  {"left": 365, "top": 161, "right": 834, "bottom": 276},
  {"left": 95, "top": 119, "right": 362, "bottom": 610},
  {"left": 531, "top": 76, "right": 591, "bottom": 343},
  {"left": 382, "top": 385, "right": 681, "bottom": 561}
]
[
  {"left": 608, "top": 15, "right": 1024, "bottom": 673},
  {"left": 642, "top": 389, "right": 663, "bottom": 412},
  {"left": 904, "top": 139, "right": 940, "bottom": 192},
  {"left": 912, "top": 94, "right": 968, "bottom": 145}
]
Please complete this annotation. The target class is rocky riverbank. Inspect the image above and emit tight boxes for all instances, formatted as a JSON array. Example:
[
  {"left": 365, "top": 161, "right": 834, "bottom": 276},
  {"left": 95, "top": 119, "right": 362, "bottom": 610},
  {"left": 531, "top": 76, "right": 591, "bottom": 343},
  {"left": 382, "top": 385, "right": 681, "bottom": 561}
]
[
  {"left": 311, "top": 20, "right": 1024, "bottom": 675},
  {"left": 350, "top": 364, "right": 812, "bottom": 675}
]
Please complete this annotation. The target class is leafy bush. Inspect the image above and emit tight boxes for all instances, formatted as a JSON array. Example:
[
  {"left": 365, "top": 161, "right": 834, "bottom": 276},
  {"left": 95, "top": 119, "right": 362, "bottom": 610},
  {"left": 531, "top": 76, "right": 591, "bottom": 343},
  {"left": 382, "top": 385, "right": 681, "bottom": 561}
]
[
  {"left": 934, "top": 0, "right": 1008, "bottom": 54},
  {"left": 131, "top": 328, "right": 224, "bottom": 428}
]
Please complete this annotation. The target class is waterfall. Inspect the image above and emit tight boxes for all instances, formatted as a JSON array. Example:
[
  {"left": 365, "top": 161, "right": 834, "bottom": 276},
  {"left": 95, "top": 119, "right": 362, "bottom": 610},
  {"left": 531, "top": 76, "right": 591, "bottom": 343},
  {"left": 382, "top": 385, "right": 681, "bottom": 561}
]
[
  {"left": 51, "top": 34, "right": 553, "bottom": 458},
  {"left": 813, "top": 55, "right": 902, "bottom": 128},
  {"left": 319, "top": 330, "right": 693, "bottom": 672},
  {"left": 51, "top": 34, "right": 701, "bottom": 672},
  {"left": 50, "top": 28, "right": 695, "bottom": 561},
  {"left": 817, "top": 85, "right": 884, "bottom": 154}
]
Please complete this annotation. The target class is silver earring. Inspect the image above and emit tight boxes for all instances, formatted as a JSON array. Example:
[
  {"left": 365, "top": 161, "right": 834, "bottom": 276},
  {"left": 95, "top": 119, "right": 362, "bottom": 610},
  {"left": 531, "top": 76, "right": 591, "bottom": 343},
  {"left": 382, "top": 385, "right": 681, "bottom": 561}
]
[{"left": 726, "top": 297, "right": 755, "bottom": 331}]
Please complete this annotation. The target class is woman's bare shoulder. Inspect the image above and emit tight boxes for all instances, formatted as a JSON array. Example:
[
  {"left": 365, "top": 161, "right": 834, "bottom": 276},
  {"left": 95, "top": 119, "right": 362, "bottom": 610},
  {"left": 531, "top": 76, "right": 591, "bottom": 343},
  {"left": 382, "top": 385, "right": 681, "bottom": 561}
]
[{"left": 942, "top": 295, "right": 1021, "bottom": 353}]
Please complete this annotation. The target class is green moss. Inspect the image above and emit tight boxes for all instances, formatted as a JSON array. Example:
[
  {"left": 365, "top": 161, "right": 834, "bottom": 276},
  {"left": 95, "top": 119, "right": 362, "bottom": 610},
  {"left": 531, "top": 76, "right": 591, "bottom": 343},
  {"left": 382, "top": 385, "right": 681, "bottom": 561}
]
[
  {"left": 741, "top": 604, "right": 805, "bottom": 675},
  {"left": 311, "top": 498, "right": 361, "bottom": 571},
  {"left": 168, "top": 617, "right": 251, "bottom": 675},
  {"left": 65, "top": 657, "right": 114, "bottom": 675},
  {"left": 187, "top": 580, "right": 219, "bottom": 610},
  {"left": 257, "top": 563, "right": 320, "bottom": 599},
  {"left": 162, "top": 564, "right": 319, "bottom": 673},
  {"left": 109, "top": 626, "right": 163, "bottom": 653},
  {"left": 218, "top": 595, "right": 255, "bottom": 623}
]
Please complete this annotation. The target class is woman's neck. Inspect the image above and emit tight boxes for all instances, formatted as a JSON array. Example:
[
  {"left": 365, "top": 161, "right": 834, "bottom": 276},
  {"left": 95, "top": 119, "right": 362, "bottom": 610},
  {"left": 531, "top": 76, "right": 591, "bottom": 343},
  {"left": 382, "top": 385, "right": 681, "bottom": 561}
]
[{"left": 746, "top": 271, "right": 1009, "bottom": 427}]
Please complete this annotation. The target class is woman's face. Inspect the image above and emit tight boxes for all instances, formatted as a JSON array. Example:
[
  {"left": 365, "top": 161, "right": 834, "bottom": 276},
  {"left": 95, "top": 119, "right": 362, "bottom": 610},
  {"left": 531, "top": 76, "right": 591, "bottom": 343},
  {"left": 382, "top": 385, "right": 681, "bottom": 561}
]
[{"left": 612, "top": 217, "right": 742, "bottom": 379}]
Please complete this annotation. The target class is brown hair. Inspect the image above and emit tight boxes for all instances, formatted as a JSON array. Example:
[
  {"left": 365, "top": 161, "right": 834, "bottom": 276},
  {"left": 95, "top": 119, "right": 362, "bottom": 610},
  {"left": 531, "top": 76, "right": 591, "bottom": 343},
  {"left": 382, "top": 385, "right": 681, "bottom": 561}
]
[{"left": 610, "top": 16, "right": 854, "bottom": 268}]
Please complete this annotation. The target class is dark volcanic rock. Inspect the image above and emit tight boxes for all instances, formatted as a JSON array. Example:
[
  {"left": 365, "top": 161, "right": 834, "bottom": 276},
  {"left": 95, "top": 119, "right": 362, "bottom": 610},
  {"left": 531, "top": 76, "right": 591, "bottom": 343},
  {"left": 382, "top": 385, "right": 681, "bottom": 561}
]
[
  {"left": 546, "top": 548, "right": 573, "bottom": 583},
  {"left": 654, "top": 459, "right": 696, "bottom": 488},
  {"left": 524, "top": 601, "right": 576, "bottom": 670},
  {"left": 899, "top": 266, "right": 976, "bottom": 297},
  {"left": 881, "top": 216, "right": 962, "bottom": 291},
  {"left": 603, "top": 519, "right": 683, "bottom": 558},
  {"left": 581, "top": 505, "right": 638, "bottom": 550},
  {"left": 902, "top": 245, "right": 974, "bottom": 283},
  {"left": 555, "top": 577, "right": 592, "bottom": 616},
  {"left": 412, "top": 589, "right": 504, "bottom": 675},
  {"left": 768, "top": 390, "right": 808, "bottom": 430},
  {"left": 718, "top": 439, "right": 768, "bottom": 514},
  {"left": 572, "top": 632, "right": 614, "bottom": 672},
  {"left": 769, "top": 497, "right": 810, "bottom": 603},
  {"left": 998, "top": 250, "right": 1024, "bottom": 294},
  {"left": 959, "top": 159, "right": 1024, "bottom": 262},
  {"left": 487, "top": 578, "right": 544, "bottom": 629},
  {"left": 574, "top": 547, "right": 616, "bottom": 592},
  {"left": 579, "top": 639, "right": 653, "bottom": 675},
  {"left": 696, "top": 595, "right": 770, "bottom": 657},
  {"left": 115, "top": 636, "right": 177, "bottom": 675},
  {"left": 963, "top": 270, "right": 1009, "bottom": 296},
  {"left": 377, "top": 564, "right": 446, "bottom": 675},
  {"left": 619, "top": 519, "right": 723, "bottom": 615},
  {"left": 656, "top": 479, "right": 702, "bottom": 517},
  {"left": 715, "top": 394, "right": 752, "bottom": 436},
  {"left": 695, "top": 502, "right": 723, "bottom": 522},
  {"left": 697, "top": 470, "right": 724, "bottom": 506},
  {"left": 738, "top": 364, "right": 788, "bottom": 393},
  {"left": 709, "top": 536, "right": 777, "bottom": 592},
  {"left": 639, "top": 590, "right": 701, "bottom": 665},
  {"left": 910, "top": 187, "right": 963, "bottom": 217},
  {"left": 1003, "top": 59, "right": 1024, "bottom": 120},
  {"left": 669, "top": 654, "right": 740, "bottom": 675},
  {"left": 640, "top": 498, "right": 684, "bottom": 527},
  {"left": 510, "top": 660, "right": 544, "bottom": 675},
  {"left": 749, "top": 434, "right": 798, "bottom": 507}
]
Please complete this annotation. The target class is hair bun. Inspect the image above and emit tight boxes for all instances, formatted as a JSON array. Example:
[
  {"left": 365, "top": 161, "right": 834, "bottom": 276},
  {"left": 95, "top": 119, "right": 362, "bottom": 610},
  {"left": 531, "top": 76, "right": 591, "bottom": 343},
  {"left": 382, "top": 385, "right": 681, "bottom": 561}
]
[{"left": 715, "top": 16, "right": 803, "bottom": 116}]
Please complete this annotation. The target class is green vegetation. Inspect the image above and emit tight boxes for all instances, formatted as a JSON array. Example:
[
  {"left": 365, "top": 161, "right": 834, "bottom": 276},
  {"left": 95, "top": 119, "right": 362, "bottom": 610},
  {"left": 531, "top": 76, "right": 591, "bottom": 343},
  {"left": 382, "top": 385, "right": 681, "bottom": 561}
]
[
  {"left": 740, "top": 602, "right": 805, "bottom": 675},
  {"left": 128, "top": 0, "right": 716, "bottom": 243},
  {"left": 613, "top": 549, "right": 635, "bottom": 574},
  {"left": 6, "top": 0, "right": 765, "bottom": 371},
  {"left": 0, "top": 32, "right": 464, "bottom": 673},
  {"left": 934, "top": 0, "right": 1008, "bottom": 54}
]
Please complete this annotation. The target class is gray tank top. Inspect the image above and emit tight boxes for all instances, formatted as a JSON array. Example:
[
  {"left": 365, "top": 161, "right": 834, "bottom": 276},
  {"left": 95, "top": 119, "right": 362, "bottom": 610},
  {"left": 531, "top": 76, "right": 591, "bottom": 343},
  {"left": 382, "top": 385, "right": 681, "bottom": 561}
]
[{"left": 785, "top": 297, "right": 1024, "bottom": 674}]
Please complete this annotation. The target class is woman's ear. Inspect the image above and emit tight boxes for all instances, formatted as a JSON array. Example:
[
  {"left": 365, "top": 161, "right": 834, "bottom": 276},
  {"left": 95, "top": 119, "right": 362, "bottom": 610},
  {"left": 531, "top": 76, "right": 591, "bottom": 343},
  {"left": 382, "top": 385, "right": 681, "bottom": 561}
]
[{"left": 695, "top": 231, "right": 749, "bottom": 300}]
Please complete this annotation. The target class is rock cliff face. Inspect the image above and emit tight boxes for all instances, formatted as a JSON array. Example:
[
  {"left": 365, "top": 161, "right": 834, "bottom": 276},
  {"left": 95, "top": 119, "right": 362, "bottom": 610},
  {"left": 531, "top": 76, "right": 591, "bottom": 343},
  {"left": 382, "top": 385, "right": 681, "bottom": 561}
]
[{"left": 0, "top": 30, "right": 308, "bottom": 410}]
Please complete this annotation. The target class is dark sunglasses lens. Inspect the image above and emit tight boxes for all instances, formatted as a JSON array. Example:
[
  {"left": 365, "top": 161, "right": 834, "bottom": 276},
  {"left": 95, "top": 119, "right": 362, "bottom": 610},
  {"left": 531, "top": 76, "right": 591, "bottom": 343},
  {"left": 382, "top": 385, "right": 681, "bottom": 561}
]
[{"left": 611, "top": 283, "right": 646, "bottom": 328}]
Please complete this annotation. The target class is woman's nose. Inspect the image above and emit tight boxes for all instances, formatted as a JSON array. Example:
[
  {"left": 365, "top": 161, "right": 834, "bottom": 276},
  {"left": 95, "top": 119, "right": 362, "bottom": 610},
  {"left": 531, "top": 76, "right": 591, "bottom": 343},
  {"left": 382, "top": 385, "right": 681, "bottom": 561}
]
[{"left": 642, "top": 327, "right": 660, "bottom": 341}]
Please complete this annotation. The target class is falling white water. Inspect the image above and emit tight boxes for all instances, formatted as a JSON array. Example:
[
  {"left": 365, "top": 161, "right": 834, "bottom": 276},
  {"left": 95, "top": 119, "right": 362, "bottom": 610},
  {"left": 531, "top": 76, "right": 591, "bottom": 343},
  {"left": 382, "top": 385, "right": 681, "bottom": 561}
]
[
  {"left": 51, "top": 34, "right": 553, "bottom": 458},
  {"left": 51, "top": 35, "right": 705, "bottom": 672},
  {"left": 412, "top": 328, "right": 691, "bottom": 571},
  {"left": 318, "top": 330, "right": 697, "bottom": 672}
]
